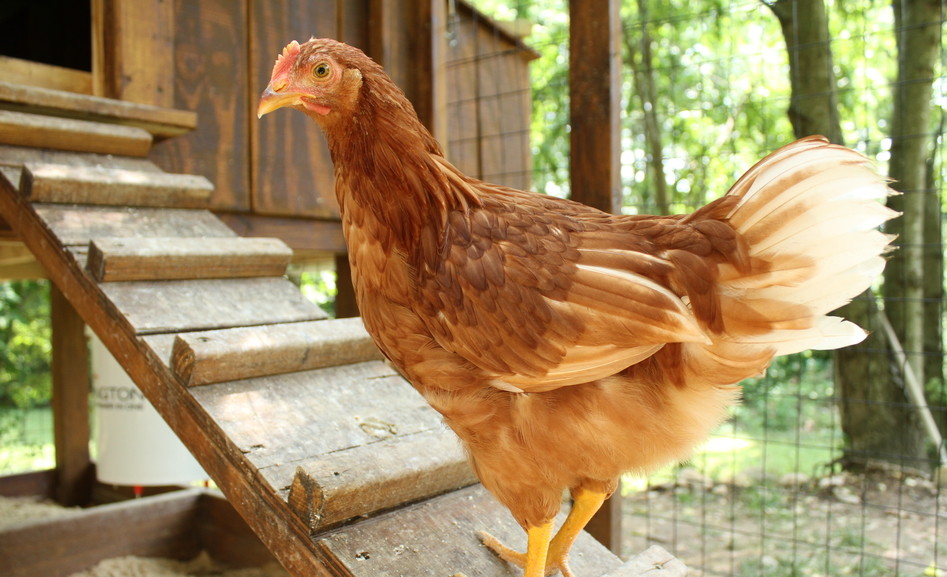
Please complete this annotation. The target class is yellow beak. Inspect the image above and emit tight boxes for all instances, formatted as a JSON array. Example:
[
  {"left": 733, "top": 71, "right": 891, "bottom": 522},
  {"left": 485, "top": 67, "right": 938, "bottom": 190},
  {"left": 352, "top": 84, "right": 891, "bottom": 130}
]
[{"left": 257, "top": 84, "right": 303, "bottom": 118}]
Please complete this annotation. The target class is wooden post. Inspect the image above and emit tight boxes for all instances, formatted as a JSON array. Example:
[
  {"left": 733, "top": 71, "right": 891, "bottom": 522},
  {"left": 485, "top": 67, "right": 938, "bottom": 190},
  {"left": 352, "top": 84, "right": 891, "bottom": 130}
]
[
  {"left": 569, "top": 0, "right": 623, "bottom": 215},
  {"left": 51, "top": 284, "right": 92, "bottom": 506},
  {"left": 569, "top": 0, "right": 624, "bottom": 553}
]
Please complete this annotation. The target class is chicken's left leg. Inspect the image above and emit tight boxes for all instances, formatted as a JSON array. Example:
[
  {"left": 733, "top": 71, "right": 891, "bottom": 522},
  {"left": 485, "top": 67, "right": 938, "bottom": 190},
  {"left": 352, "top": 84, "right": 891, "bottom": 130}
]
[
  {"left": 480, "top": 521, "right": 554, "bottom": 577},
  {"left": 545, "top": 488, "right": 608, "bottom": 576},
  {"left": 479, "top": 488, "right": 607, "bottom": 577}
]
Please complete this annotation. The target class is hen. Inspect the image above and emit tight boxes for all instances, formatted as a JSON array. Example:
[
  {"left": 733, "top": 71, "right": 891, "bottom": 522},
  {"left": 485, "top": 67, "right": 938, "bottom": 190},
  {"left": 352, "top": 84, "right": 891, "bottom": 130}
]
[{"left": 258, "top": 38, "right": 896, "bottom": 577}]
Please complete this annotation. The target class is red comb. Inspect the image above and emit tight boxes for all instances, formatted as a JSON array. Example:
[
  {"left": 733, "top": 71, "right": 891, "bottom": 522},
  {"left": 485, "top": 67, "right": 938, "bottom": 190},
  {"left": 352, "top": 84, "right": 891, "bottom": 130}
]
[{"left": 272, "top": 40, "right": 301, "bottom": 79}]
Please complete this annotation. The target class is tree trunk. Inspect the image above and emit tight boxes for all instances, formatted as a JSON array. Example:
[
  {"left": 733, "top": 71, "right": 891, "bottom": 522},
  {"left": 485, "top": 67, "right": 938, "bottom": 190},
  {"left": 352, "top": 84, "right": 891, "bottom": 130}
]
[
  {"left": 884, "top": 0, "right": 944, "bottom": 435},
  {"left": 625, "top": 0, "right": 669, "bottom": 214},
  {"left": 766, "top": 0, "right": 843, "bottom": 144},
  {"left": 765, "top": 0, "right": 929, "bottom": 470}
]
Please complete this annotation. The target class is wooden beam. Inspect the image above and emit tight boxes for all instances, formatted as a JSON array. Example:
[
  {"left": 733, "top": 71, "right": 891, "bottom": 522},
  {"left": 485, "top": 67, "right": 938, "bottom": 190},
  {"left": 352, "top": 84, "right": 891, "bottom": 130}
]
[
  {"left": 87, "top": 237, "right": 292, "bottom": 282},
  {"left": 21, "top": 163, "right": 213, "bottom": 208},
  {"left": 0, "top": 110, "right": 152, "bottom": 158},
  {"left": 170, "top": 318, "right": 381, "bottom": 387},
  {"left": 0, "top": 56, "right": 93, "bottom": 95},
  {"left": 50, "top": 285, "right": 93, "bottom": 507},
  {"left": 569, "top": 0, "right": 622, "bottom": 214},
  {"left": 569, "top": 0, "right": 624, "bottom": 552},
  {"left": 0, "top": 81, "right": 196, "bottom": 139}
]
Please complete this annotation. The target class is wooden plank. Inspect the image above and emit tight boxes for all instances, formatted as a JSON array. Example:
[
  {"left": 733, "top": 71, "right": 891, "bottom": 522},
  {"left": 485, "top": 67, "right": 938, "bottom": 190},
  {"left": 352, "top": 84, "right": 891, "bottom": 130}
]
[
  {"left": 21, "top": 163, "right": 213, "bottom": 208},
  {"left": 92, "top": 0, "right": 175, "bottom": 108},
  {"left": 188, "top": 361, "right": 442, "bottom": 476},
  {"left": 289, "top": 428, "right": 477, "bottom": 532},
  {"left": 148, "top": 0, "right": 251, "bottom": 212},
  {"left": 101, "top": 276, "right": 326, "bottom": 335},
  {"left": 50, "top": 286, "right": 93, "bottom": 507},
  {"left": 87, "top": 236, "right": 292, "bottom": 282},
  {"left": 250, "top": 0, "right": 340, "bottom": 218},
  {"left": 217, "top": 212, "right": 347, "bottom": 255},
  {"left": 313, "top": 484, "right": 623, "bottom": 577},
  {"left": 0, "top": 469, "right": 56, "bottom": 499},
  {"left": 0, "top": 144, "right": 161, "bottom": 175},
  {"left": 171, "top": 317, "right": 381, "bottom": 387},
  {"left": 0, "top": 110, "right": 152, "bottom": 157},
  {"left": 569, "top": 0, "right": 622, "bottom": 215},
  {"left": 195, "top": 491, "right": 280, "bottom": 569},
  {"left": 0, "top": 81, "right": 197, "bottom": 139},
  {"left": 604, "top": 546, "right": 687, "bottom": 577},
  {"left": 0, "top": 159, "right": 333, "bottom": 577},
  {"left": 0, "top": 55, "right": 93, "bottom": 95},
  {"left": 0, "top": 489, "right": 204, "bottom": 577},
  {"left": 35, "top": 205, "right": 237, "bottom": 247}
]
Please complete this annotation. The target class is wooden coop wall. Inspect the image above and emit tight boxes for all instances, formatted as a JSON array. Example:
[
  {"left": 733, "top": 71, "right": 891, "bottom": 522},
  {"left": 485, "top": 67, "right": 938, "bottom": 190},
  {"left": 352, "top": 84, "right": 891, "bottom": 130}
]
[
  {"left": 148, "top": 0, "right": 369, "bottom": 223},
  {"left": 446, "top": 5, "right": 537, "bottom": 192}
]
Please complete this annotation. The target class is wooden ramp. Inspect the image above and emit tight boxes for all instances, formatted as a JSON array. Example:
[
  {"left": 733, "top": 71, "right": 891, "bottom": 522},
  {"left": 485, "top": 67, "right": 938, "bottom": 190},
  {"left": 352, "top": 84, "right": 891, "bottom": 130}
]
[{"left": 0, "top": 139, "right": 684, "bottom": 576}]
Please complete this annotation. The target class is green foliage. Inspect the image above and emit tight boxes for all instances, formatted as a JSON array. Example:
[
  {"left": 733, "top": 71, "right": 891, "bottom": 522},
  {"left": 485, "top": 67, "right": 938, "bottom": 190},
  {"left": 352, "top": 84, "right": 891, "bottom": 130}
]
[{"left": 0, "top": 280, "right": 51, "bottom": 410}]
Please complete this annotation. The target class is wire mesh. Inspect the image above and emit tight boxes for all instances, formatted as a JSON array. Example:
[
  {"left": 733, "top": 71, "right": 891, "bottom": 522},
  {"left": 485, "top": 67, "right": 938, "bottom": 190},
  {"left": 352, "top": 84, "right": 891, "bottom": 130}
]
[{"left": 463, "top": 1, "right": 945, "bottom": 575}]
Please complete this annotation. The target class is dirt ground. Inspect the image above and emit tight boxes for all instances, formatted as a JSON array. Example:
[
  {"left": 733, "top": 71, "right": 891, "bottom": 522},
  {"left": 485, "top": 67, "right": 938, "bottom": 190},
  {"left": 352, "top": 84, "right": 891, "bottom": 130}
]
[{"left": 620, "top": 467, "right": 947, "bottom": 576}]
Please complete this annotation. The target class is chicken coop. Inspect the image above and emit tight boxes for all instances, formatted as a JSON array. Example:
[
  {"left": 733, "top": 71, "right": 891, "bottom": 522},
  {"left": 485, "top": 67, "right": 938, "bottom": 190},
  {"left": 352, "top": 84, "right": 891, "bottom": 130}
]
[{"left": 0, "top": 1, "right": 945, "bottom": 577}]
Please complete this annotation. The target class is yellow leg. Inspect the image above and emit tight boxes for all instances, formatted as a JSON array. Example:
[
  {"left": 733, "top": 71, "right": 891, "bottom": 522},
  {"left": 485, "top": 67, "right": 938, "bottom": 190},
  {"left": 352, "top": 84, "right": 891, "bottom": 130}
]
[
  {"left": 479, "top": 521, "right": 553, "bottom": 577},
  {"left": 546, "top": 489, "right": 608, "bottom": 577},
  {"left": 480, "top": 489, "right": 606, "bottom": 577}
]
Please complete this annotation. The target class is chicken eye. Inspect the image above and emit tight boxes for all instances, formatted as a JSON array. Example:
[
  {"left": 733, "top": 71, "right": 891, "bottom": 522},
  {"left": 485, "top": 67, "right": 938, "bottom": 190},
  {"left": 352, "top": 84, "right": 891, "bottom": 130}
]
[{"left": 313, "top": 62, "right": 331, "bottom": 79}]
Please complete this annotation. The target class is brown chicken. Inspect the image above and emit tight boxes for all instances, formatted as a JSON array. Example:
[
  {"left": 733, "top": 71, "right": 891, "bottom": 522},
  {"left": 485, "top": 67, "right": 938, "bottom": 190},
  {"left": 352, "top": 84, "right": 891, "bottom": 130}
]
[{"left": 258, "top": 38, "right": 896, "bottom": 577}]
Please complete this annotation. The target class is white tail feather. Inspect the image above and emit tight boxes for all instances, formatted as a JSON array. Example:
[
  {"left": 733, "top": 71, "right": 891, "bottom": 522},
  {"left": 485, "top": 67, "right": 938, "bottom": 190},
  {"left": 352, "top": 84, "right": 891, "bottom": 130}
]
[{"left": 721, "top": 136, "right": 897, "bottom": 354}]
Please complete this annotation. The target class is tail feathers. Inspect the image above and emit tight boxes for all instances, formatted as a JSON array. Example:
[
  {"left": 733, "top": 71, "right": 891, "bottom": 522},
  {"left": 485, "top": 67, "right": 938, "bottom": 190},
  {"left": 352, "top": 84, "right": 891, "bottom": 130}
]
[{"left": 718, "top": 136, "right": 897, "bottom": 355}]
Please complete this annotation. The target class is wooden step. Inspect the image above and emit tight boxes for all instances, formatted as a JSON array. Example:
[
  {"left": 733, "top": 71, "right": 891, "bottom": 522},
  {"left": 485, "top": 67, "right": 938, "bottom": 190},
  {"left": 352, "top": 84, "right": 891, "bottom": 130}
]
[
  {"left": 101, "top": 276, "right": 326, "bottom": 335},
  {"left": 0, "top": 80, "right": 197, "bottom": 139},
  {"left": 289, "top": 427, "right": 476, "bottom": 532},
  {"left": 313, "top": 484, "right": 631, "bottom": 577},
  {"left": 170, "top": 318, "right": 382, "bottom": 387},
  {"left": 0, "top": 110, "right": 152, "bottom": 157},
  {"left": 36, "top": 204, "right": 237, "bottom": 247},
  {"left": 183, "top": 360, "right": 445, "bottom": 497},
  {"left": 21, "top": 163, "right": 213, "bottom": 208},
  {"left": 87, "top": 236, "right": 293, "bottom": 282}
]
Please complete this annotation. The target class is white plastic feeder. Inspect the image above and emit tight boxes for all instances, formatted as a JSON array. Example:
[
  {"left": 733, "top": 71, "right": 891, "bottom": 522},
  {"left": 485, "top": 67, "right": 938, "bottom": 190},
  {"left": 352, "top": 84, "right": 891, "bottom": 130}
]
[{"left": 91, "top": 333, "right": 206, "bottom": 486}]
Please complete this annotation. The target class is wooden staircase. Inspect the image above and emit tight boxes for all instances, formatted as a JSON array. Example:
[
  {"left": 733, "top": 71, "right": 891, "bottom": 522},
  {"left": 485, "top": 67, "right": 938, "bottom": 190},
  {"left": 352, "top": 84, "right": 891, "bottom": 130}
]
[{"left": 0, "top": 112, "right": 684, "bottom": 576}]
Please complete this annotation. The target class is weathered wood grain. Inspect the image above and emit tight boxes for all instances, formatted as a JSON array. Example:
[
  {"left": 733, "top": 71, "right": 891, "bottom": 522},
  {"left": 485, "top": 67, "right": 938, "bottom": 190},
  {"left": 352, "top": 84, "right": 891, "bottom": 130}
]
[
  {"left": 87, "top": 236, "right": 292, "bottom": 282},
  {"left": 171, "top": 317, "right": 381, "bottom": 387},
  {"left": 0, "top": 107, "right": 332, "bottom": 577},
  {"left": 148, "top": 0, "right": 251, "bottom": 212},
  {"left": 603, "top": 545, "right": 687, "bottom": 577},
  {"left": 0, "top": 55, "right": 93, "bottom": 94},
  {"left": 21, "top": 163, "right": 213, "bottom": 208},
  {"left": 289, "top": 428, "right": 477, "bottom": 532},
  {"left": 92, "top": 0, "right": 175, "bottom": 108},
  {"left": 0, "top": 144, "right": 161, "bottom": 174},
  {"left": 188, "top": 361, "right": 441, "bottom": 477},
  {"left": 36, "top": 204, "right": 237, "bottom": 247},
  {"left": 0, "top": 110, "right": 152, "bottom": 157},
  {"left": 0, "top": 80, "right": 196, "bottom": 139},
  {"left": 314, "top": 484, "right": 623, "bottom": 577},
  {"left": 249, "top": 0, "right": 339, "bottom": 218},
  {"left": 100, "top": 276, "right": 325, "bottom": 335}
]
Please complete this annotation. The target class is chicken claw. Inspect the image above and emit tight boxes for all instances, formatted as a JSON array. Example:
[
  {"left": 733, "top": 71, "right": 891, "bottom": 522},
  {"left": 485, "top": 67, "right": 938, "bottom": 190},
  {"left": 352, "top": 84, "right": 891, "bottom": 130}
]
[{"left": 479, "top": 521, "right": 569, "bottom": 577}]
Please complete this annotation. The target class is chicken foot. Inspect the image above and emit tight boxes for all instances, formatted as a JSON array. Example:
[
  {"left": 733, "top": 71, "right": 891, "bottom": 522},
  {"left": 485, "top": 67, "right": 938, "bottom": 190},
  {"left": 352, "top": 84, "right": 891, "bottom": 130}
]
[{"left": 480, "top": 488, "right": 608, "bottom": 577}]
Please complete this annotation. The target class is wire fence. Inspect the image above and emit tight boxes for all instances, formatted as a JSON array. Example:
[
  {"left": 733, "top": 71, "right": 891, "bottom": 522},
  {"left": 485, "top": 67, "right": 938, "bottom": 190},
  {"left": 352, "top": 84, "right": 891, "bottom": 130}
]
[{"left": 460, "top": 1, "right": 946, "bottom": 575}]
